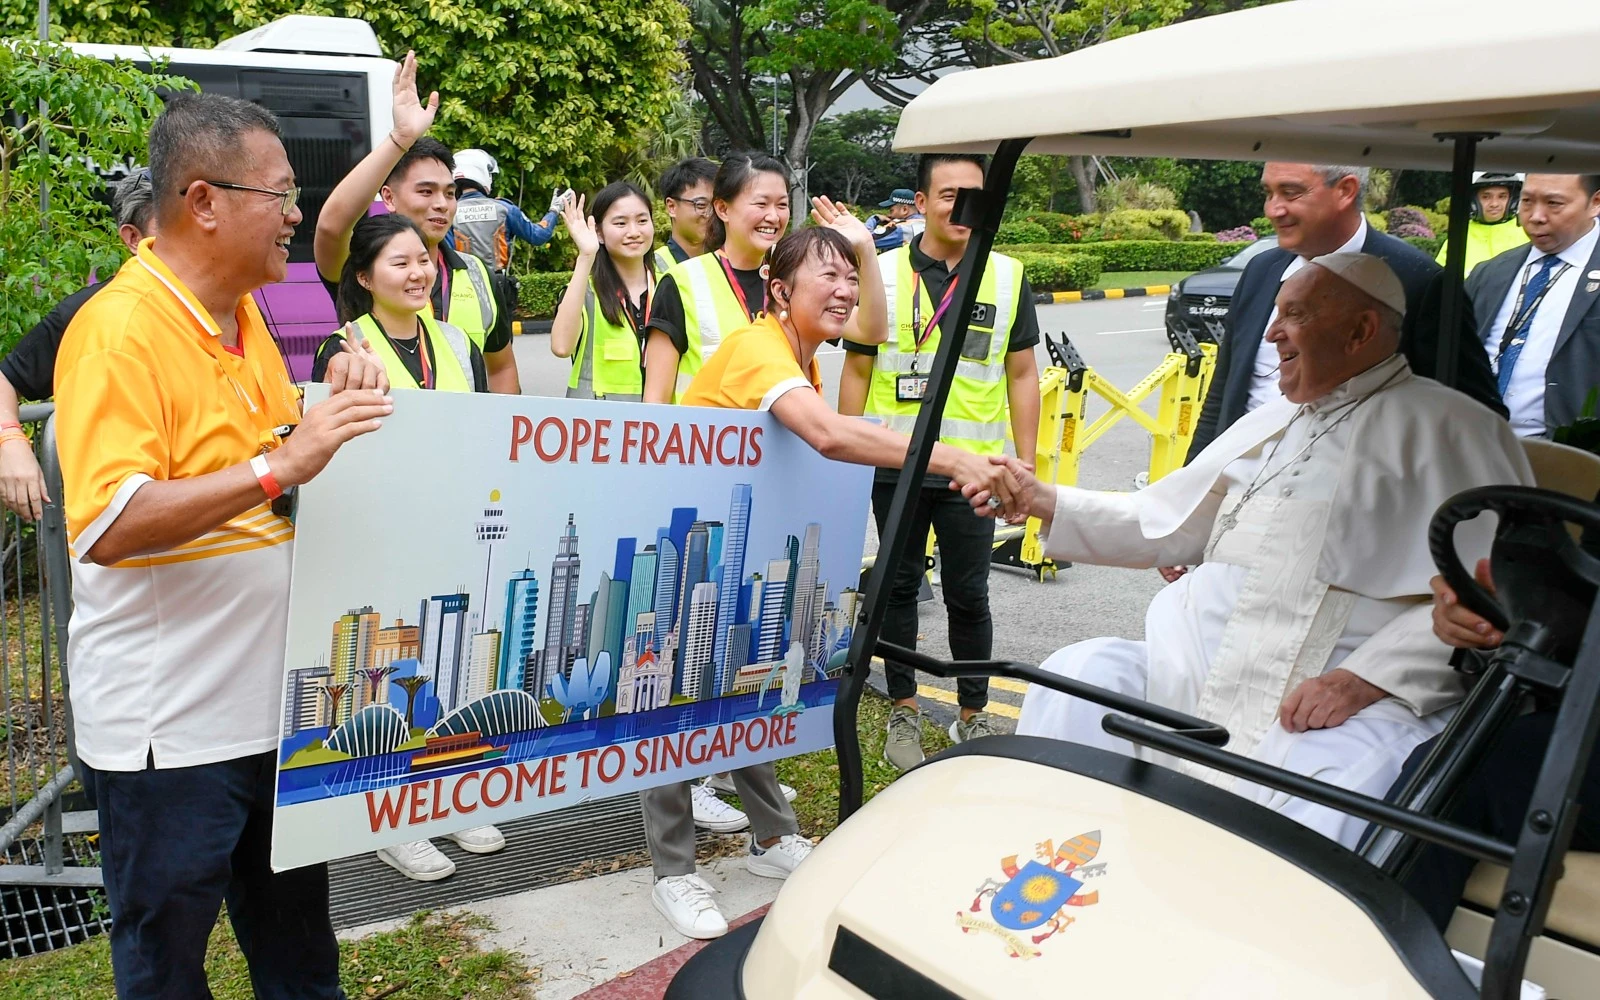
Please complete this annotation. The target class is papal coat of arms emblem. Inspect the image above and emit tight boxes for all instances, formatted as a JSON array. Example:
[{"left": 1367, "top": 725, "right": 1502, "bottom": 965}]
[{"left": 956, "top": 829, "right": 1105, "bottom": 959}]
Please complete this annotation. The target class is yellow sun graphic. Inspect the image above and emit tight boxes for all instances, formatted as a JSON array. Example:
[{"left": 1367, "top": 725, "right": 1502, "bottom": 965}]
[
  {"left": 1021, "top": 874, "right": 1059, "bottom": 904},
  {"left": 489, "top": 489, "right": 502, "bottom": 502}
]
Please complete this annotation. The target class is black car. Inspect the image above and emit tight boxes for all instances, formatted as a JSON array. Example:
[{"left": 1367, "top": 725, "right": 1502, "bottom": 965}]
[{"left": 1164, "top": 236, "right": 1280, "bottom": 344}]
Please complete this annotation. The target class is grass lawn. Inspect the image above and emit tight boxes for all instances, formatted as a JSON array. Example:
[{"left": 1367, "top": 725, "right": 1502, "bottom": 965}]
[
  {"left": 777, "top": 691, "right": 952, "bottom": 839},
  {"left": 0, "top": 911, "right": 537, "bottom": 1000},
  {"left": 1090, "top": 270, "right": 1192, "bottom": 291}
]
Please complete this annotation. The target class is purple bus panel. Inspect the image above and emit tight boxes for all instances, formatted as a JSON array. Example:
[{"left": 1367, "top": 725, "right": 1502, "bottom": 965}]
[{"left": 254, "top": 263, "right": 335, "bottom": 382}]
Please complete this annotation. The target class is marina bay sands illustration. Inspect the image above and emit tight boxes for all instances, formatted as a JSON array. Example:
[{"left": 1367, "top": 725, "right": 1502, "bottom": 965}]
[{"left": 276, "top": 484, "right": 858, "bottom": 804}]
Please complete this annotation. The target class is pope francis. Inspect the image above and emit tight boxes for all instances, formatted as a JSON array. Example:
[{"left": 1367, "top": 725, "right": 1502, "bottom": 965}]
[{"left": 979, "top": 252, "right": 1532, "bottom": 848}]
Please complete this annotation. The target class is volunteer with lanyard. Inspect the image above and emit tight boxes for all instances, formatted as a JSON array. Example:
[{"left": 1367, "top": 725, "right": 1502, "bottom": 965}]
[
  {"left": 312, "top": 213, "right": 506, "bottom": 884},
  {"left": 839, "top": 152, "right": 1042, "bottom": 771},
  {"left": 549, "top": 182, "right": 654, "bottom": 399},
  {"left": 641, "top": 152, "right": 888, "bottom": 404},
  {"left": 312, "top": 213, "right": 488, "bottom": 393}
]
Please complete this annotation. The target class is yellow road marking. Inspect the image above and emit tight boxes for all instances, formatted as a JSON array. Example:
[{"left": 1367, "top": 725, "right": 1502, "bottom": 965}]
[
  {"left": 916, "top": 684, "right": 1022, "bottom": 719},
  {"left": 988, "top": 676, "right": 1030, "bottom": 695}
]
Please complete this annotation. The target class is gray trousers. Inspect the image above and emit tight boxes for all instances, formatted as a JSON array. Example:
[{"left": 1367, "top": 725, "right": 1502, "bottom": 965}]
[{"left": 640, "top": 763, "right": 797, "bottom": 878}]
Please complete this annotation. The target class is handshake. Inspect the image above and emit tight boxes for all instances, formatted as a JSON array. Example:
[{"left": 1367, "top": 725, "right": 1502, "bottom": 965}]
[{"left": 947, "top": 454, "right": 1053, "bottom": 526}]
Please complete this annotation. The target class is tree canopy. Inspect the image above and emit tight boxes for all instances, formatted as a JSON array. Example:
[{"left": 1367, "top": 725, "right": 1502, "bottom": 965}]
[
  {"left": 0, "top": 39, "right": 188, "bottom": 349},
  {"left": 5, "top": 0, "right": 690, "bottom": 201}
]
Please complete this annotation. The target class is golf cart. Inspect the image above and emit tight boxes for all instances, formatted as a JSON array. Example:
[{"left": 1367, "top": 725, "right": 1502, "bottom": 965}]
[{"left": 670, "top": 1, "right": 1600, "bottom": 995}]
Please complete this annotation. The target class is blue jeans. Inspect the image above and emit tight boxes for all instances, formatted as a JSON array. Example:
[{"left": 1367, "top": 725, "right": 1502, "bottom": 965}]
[
  {"left": 872, "top": 481, "right": 996, "bottom": 710},
  {"left": 79, "top": 751, "right": 345, "bottom": 1000}
]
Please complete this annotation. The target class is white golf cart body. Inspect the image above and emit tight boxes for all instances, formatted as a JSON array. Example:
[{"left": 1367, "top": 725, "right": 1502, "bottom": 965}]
[{"left": 680, "top": 2, "right": 1600, "bottom": 997}]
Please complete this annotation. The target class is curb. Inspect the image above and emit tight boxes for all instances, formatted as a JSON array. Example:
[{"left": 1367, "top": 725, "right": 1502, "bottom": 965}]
[{"left": 1036, "top": 284, "right": 1172, "bottom": 305}]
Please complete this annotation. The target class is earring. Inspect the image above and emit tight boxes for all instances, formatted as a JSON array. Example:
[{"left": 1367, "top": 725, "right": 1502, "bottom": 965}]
[{"left": 779, "top": 309, "right": 789, "bottom": 321}]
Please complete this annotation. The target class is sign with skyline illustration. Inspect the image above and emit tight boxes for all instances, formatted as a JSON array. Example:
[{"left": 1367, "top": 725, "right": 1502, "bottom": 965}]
[{"left": 270, "top": 388, "right": 872, "bottom": 870}]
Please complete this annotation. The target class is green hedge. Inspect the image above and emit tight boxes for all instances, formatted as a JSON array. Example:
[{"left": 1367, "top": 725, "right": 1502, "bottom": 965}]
[
  {"left": 995, "top": 220, "right": 1053, "bottom": 245},
  {"left": 514, "top": 271, "right": 571, "bottom": 318},
  {"left": 1402, "top": 235, "right": 1445, "bottom": 257},
  {"left": 1002, "top": 240, "right": 1241, "bottom": 272},
  {"left": 1009, "top": 251, "right": 1102, "bottom": 293},
  {"left": 1181, "top": 232, "right": 1218, "bottom": 242},
  {"left": 1102, "top": 208, "right": 1190, "bottom": 242}
]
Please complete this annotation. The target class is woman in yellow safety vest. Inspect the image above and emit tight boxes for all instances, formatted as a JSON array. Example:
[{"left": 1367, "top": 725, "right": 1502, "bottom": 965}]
[
  {"left": 314, "top": 213, "right": 489, "bottom": 393},
  {"left": 549, "top": 181, "right": 654, "bottom": 399},
  {"left": 316, "top": 212, "right": 503, "bottom": 882},
  {"left": 640, "top": 153, "right": 792, "bottom": 403}
]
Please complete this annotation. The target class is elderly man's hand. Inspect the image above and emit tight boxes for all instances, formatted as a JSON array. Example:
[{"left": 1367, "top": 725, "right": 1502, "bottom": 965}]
[
  {"left": 324, "top": 334, "right": 391, "bottom": 395},
  {"left": 1431, "top": 559, "right": 1503, "bottom": 649},
  {"left": 1278, "top": 668, "right": 1387, "bottom": 732},
  {"left": 272, "top": 389, "right": 393, "bottom": 489}
]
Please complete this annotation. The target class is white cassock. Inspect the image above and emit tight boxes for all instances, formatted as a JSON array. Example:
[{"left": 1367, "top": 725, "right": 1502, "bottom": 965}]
[{"left": 1018, "top": 355, "right": 1534, "bottom": 848}]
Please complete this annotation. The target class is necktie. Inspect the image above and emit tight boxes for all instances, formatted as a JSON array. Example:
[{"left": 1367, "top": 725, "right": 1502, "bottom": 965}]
[{"left": 1497, "top": 254, "right": 1564, "bottom": 396}]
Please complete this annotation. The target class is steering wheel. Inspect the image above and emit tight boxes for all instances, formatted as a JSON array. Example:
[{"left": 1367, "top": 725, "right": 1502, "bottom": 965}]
[{"left": 1429, "top": 486, "right": 1600, "bottom": 656}]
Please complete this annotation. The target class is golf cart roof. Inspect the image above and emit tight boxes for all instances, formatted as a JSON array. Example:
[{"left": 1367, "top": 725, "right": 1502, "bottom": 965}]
[{"left": 894, "top": 0, "right": 1600, "bottom": 173}]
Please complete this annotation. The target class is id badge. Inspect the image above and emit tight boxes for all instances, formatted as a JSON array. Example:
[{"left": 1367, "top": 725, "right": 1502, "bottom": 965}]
[{"left": 896, "top": 373, "right": 930, "bottom": 402}]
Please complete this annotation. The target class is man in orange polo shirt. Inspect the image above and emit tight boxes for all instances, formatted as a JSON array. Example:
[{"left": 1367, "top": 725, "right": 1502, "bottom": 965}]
[{"left": 54, "top": 93, "right": 391, "bottom": 999}]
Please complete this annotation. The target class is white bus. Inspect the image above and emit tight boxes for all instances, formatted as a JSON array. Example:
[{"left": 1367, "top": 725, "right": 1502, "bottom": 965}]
[{"left": 71, "top": 15, "right": 396, "bottom": 379}]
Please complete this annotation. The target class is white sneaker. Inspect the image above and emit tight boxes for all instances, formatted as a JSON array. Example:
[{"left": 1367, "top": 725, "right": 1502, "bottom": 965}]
[
  {"left": 652, "top": 874, "right": 729, "bottom": 939},
  {"left": 446, "top": 824, "right": 506, "bottom": 854},
  {"left": 692, "top": 780, "right": 750, "bottom": 833},
  {"left": 746, "top": 834, "right": 813, "bottom": 879},
  {"left": 376, "top": 840, "right": 456, "bottom": 882},
  {"left": 707, "top": 772, "right": 799, "bottom": 803}
]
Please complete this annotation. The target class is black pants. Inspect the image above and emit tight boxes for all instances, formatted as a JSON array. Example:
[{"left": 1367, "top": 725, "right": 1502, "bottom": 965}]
[
  {"left": 79, "top": 751, "right": 345, "bottom": 1000},
  {"left": 872, "top": 481, "right": 996, "bottom": 710},
  {"left": 1396, "top": 711, "right": 1600, "bottom": 931}
]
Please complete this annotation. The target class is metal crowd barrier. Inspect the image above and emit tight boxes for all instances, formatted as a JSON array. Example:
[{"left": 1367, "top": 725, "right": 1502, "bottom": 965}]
[{"left": 0, "top": 405, "right": 107, "bottom": 959}]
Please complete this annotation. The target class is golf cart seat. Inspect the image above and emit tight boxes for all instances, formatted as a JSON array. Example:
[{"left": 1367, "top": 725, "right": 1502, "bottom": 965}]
[
  {"left": 1462, "top": 852, "right": 1600, "bottom": 948},
  {"left": 1448, "top": 440, "right": 1600, "bottom": 959}
]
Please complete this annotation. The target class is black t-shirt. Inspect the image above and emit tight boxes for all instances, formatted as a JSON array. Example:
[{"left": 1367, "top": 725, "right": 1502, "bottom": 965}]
[
  {"left": 842, "top": 235, "right": 1041, "bottom": 359},
  {"left": 310, "top": 316, "right": 489, "bottom": 392},
  {"left": 647, "top": 260, "right": 765, "bottom": 354},
  {"left": 3, "top": 282, "right": 105, "bottom": 400},
  {"left": 321, "top": 243, "right": 512, "bottom": 355}
]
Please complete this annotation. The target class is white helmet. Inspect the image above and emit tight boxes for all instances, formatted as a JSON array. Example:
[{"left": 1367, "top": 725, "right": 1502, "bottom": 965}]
[{"left": 453, "top": 148, "right": 499, "bottom": 195}]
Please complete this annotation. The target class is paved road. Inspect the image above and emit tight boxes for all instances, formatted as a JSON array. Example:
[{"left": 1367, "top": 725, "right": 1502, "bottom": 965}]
[{"left": 512, "top": 296, "right": 1174, "bottom": 734}]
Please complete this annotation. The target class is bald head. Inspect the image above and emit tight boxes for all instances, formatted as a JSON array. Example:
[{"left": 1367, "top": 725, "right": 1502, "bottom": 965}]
[{"left": 1264, "top": 264, "right": 1402, "bottom": 403}]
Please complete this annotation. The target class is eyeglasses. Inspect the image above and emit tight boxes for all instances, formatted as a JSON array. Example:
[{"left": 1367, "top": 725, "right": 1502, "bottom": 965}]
[
  {"left": 182, "top": 180, "right": 302, "bottom": 217},
  {"left": 670, "top": 196, "right": 713, "bottom": 216}
]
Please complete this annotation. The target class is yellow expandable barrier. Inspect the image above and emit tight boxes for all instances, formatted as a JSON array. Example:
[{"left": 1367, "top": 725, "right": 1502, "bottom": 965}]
[
  {"left": 990, "top": 325, "right": 1217, "bottom": 581},
  {"left": 862, "top": 327, "right": 1217, "bottom": 585}
]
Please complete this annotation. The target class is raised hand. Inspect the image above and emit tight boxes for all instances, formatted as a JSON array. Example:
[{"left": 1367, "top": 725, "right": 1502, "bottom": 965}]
[
  {"left": 561, "top": 194, "right": 600, "bottom": 258},
  {"left": 811, "top": 196, "right": 874, "bottom": 254},
  {"left": 390, "top": 51, "right": 440, "bottom": 147}
]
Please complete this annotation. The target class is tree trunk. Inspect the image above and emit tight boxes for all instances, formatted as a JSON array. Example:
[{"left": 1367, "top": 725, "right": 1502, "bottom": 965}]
[
  {"left": 785, "top": 93, "right": 818, "bottom": 231},
  {"left": 1070, "top": 156, "right": 1098, "bottom": 214}
]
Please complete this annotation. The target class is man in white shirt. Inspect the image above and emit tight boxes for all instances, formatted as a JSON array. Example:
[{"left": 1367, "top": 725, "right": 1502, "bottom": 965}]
[
  {"left": 1467, "top": 173, "right": 1600, "bottom": 437},
  {"left": 968, "top": 253, "right": 1532, "bottom": 850}
]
